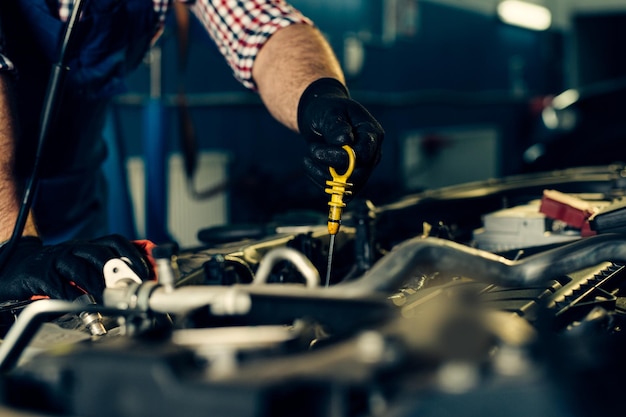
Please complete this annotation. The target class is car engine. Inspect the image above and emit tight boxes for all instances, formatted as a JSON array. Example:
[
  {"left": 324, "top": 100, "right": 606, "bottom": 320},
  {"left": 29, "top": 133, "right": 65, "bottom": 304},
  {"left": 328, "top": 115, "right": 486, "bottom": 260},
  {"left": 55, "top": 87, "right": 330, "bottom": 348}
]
[{"left": 2, "top": 164, "right": 626, "bottom": 416}]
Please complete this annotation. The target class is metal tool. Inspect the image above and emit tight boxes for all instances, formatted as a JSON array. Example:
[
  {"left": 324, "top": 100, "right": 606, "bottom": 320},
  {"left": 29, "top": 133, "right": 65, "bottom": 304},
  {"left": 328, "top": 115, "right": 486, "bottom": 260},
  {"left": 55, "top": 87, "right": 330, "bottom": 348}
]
[{"left": 325, "top": 145, "right": 356, "bottom": 287}]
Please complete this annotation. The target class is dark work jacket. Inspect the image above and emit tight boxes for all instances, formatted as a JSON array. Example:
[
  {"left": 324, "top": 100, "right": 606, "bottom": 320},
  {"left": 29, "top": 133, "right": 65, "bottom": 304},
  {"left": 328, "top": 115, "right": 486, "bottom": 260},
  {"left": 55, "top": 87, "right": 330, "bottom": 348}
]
[{"left": 1, "top": 0, "right": 160, "bottom": 242}]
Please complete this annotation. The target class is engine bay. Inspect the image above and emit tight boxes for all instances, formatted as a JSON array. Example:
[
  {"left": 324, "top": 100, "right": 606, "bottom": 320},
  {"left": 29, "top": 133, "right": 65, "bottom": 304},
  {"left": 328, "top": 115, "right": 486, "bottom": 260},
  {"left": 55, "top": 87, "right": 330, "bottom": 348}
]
[{"left": 3, "top": 164, "right": 626, "bottom": 416}]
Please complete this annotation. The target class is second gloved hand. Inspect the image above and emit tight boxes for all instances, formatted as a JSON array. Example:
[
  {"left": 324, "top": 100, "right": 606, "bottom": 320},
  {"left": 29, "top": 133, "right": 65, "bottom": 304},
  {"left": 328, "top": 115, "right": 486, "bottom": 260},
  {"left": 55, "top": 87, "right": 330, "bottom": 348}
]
[
  {"left": 0, "top": 234, "right": 154, "bottom": 303},
  {"left": 297, "top": 77, "right": 384, "bottom": 197}
]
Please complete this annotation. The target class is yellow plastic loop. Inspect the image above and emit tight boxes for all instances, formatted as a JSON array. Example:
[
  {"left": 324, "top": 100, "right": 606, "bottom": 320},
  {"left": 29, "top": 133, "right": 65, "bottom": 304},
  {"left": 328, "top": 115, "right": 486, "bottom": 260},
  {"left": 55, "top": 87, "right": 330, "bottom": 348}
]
[
  {"left": 325, "top": 145, "right": 356, "bottom": 235},
  {"left": 329, "top": 145, "right": 356, "bottom": 183}
]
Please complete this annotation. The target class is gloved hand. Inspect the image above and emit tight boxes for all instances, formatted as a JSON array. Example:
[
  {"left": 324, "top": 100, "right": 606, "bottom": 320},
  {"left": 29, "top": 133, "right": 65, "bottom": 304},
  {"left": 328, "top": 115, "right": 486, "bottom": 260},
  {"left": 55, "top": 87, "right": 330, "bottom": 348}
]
[
  {"left": 0, "top": 234, "right": 154, "bottom": 303},
  {"left": 297, "top": 77, "right": 384, "bottom": 197}
]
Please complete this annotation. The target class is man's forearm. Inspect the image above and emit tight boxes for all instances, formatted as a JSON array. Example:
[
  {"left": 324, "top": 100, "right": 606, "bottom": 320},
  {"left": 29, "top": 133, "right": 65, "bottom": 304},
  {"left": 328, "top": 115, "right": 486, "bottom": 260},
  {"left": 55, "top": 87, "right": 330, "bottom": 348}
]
[
  {"left": 0, "top": 75, "right": 36, "bottom": 241},
  {"left": 252, "top": 23, "right": 345, "bottom": 132}
]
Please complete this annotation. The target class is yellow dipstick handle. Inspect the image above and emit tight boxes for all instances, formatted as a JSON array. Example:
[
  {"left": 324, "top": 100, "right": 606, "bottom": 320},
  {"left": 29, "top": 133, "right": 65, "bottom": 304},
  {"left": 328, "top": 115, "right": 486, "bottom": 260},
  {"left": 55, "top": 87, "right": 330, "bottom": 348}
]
[{"left": 325, "top": 145, "right": 356, "bottom": 235}]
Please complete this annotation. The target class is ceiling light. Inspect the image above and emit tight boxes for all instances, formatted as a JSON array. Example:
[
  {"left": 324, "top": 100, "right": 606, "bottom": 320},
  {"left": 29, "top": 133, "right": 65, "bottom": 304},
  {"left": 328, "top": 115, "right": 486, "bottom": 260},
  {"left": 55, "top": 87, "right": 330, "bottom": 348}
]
[{"left": 497, "top": 0, "right": 552, "bottom": 31}]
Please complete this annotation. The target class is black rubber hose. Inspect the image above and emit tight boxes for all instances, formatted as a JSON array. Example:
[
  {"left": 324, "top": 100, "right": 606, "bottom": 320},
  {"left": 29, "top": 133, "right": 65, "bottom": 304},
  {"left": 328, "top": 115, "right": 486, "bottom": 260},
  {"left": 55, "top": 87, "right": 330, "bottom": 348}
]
[{"left": 340, "top": 233, "right": 626, "bottom": 294}]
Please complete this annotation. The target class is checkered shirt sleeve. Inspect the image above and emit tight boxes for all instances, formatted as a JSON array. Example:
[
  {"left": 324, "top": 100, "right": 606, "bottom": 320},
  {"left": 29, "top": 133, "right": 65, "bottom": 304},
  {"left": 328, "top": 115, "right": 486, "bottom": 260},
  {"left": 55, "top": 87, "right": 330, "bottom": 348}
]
[{"left": 187, "top": 0, "right": 312, "bottom": 89}]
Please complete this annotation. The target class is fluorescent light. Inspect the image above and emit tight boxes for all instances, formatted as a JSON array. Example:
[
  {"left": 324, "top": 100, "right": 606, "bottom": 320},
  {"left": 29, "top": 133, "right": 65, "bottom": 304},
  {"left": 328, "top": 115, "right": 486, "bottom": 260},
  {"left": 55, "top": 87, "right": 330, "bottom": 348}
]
[
  {"left": 497, "top": 0, "right": 552, "bottom": 31},
  {"left": 552, "top": 89, "right": 579, "bottom": 110}
]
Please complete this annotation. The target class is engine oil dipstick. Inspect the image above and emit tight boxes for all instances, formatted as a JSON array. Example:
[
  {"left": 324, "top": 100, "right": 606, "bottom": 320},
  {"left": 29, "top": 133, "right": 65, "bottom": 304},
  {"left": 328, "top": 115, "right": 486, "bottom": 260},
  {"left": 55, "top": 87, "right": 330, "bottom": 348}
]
[{"left": 325, "top": 145, "right": 356, "bottom": 287}]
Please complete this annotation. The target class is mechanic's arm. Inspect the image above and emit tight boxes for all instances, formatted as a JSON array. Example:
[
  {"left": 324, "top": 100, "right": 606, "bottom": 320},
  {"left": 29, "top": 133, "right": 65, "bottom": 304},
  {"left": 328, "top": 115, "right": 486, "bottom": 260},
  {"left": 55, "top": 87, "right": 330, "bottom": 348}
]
[
  {"left": 0, "top": 54, "right": 153, "bottom": 303},
  {"left": 0, "top": 70, "right": 37, "bottom": 242},
  {"left": 252, "top": 24, "right": 343, "bottom": 131},
  {"left": 253, "top": 23, "right": 384, "bottom": 195},
  {"left": 188, "top": 1, "right": 383, "bottom": 193}
]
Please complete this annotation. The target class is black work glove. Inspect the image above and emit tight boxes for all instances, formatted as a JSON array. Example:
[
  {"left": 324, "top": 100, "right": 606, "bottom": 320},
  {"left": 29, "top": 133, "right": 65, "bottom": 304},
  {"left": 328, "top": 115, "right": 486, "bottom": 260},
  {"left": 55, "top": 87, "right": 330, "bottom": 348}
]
[
  {"left": 0, "top": 234, "right": 153, "bottom": 304},
  {"left": 297, "top": 78, "right": 384, "bottom": 198}
]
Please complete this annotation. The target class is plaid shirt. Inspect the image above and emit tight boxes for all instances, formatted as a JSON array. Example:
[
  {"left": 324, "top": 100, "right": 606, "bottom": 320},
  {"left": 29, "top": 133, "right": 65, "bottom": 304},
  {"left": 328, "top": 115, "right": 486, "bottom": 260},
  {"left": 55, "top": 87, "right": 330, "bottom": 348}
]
[{"left": 1, "top": 0, "right": 311, "bottom": 89}]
